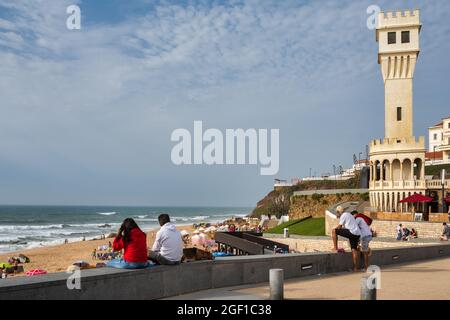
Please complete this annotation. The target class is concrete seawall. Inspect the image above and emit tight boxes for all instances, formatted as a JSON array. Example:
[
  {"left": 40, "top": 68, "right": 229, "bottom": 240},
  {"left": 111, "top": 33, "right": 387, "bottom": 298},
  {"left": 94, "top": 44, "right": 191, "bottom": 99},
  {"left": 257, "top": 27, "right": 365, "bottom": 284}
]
[{"left": 1, "top": 244, "right": 450, "bottom": 300}]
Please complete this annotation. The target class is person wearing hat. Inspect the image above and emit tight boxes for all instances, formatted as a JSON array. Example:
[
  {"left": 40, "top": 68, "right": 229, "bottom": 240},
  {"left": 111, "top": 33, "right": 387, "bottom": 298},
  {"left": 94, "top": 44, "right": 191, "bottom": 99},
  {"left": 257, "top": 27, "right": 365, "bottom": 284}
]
[
  {"left": 180, "top": 230, "right": 190, "bottom": 246},
  {"left": 331, "top": 206, "right": 361, "bottom": 272}
]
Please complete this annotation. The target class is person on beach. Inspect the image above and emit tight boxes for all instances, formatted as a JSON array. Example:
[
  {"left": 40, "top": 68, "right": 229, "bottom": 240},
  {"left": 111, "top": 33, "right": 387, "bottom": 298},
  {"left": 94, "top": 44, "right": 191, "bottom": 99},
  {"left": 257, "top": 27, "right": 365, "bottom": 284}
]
[
  {"left": 352, "top": 211, "right": 372, "bottom": 271},
  {"left": 331, "top": 206, "right": 361, "bottom": 272},
  {"left": 106, "top": 218, "right": 149, "bottom": 269},
  {"left": 148, "top": 214, "right": 183, "bottom": 265},
  {"left": 440, "top": 222, "right": 450, "bottom": 241}
]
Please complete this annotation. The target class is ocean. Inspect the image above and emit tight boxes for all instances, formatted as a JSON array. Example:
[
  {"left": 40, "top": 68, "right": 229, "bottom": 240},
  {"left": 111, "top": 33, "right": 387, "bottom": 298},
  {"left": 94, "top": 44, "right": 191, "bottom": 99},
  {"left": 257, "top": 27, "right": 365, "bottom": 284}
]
[{"left": 0, "top": 205, "right": 251, "bottom": 254}]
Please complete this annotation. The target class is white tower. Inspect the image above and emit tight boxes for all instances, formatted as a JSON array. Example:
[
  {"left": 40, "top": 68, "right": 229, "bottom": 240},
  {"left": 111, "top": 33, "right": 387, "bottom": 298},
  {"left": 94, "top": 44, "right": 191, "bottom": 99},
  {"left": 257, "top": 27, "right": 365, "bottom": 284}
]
[
  {"left": 377, "top": 9, "right": 421, "bottom": 139},
  {"left": 369, "top": 9, "right": 426, "bottom": 213}
]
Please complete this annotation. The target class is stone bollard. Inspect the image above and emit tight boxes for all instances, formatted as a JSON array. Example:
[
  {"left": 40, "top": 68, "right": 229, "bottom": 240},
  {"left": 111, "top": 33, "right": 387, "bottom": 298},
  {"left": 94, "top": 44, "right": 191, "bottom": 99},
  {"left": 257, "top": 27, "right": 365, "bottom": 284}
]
[
  {"left": 360, "top": 275, "right": 377, "bottom": 300},
  {"left": 283, "top": 228, "right": 289, "bottom": 238},
  {"left": 269, "top": 268, "right": 284, "bottom": 300}
]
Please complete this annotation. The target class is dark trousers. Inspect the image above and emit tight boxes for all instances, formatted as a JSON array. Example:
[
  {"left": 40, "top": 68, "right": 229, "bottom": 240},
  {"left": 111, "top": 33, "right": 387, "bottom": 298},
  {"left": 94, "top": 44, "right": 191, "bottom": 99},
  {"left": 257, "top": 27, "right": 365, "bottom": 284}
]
[{"left": 148, "top": 250, "right": 180, "bottom": 265}]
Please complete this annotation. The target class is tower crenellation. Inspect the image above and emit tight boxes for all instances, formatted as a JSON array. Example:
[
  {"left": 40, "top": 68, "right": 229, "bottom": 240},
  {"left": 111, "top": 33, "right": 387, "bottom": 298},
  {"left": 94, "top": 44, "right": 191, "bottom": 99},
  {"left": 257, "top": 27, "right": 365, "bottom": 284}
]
[
  {"left": 370, "top": 136, "right": 425, "bottom": 155},
  {"left": 379, "top": 9, "right": 420, "bottom": 25}
]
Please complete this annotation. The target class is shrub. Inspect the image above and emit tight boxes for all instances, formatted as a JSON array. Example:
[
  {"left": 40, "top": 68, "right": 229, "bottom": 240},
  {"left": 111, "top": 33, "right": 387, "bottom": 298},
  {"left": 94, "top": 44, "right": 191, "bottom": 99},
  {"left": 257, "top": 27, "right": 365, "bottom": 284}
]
[
  {"left": 311, "top": 193, "right": 324, "bottom": 201},
  {"left": 360, "top": 192, "right": 370, "bottom": 201}
]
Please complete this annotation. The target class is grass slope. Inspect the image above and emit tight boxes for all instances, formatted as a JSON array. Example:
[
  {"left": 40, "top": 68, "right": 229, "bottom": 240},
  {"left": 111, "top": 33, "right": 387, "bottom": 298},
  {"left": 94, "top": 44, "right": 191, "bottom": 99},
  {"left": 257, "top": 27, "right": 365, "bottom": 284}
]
[{"left": 266, "top": 217, "right": 325, "bottom": 236}]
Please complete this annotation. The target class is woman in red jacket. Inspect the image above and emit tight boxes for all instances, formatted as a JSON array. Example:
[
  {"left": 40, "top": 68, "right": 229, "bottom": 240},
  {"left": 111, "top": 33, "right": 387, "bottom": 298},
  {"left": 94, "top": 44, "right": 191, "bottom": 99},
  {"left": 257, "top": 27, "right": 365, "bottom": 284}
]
[{"left": 106, "top": 218, "right": 149, "bottom": 269}]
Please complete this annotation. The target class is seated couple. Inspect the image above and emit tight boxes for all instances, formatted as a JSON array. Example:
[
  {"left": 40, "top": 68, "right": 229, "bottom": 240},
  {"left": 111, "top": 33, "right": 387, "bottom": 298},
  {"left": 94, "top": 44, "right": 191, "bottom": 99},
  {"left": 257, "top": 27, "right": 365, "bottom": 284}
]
[{"left": 106, "top": 214, "right": 183, "bottom": 269}]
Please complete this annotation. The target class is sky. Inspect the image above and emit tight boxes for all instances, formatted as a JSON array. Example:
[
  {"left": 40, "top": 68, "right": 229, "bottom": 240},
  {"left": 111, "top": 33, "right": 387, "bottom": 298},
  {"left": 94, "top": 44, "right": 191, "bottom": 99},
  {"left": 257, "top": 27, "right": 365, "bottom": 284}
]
[{"left": 0, "top": 0, "right": 449, "bottom": 207}]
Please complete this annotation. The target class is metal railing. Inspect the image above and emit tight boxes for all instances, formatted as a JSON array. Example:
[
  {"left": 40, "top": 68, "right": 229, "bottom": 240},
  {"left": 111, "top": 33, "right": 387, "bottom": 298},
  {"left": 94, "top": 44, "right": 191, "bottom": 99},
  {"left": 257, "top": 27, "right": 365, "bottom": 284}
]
[{"left": 370, "top": 179, "right": 450, "bottom": 190}]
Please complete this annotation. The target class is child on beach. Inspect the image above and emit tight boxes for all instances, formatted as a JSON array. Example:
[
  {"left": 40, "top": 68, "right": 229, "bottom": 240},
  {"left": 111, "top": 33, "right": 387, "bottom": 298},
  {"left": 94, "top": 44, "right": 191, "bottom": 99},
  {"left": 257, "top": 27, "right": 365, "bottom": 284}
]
[{"left": 106, "top": 218, "right": 149, "bottom": 269}]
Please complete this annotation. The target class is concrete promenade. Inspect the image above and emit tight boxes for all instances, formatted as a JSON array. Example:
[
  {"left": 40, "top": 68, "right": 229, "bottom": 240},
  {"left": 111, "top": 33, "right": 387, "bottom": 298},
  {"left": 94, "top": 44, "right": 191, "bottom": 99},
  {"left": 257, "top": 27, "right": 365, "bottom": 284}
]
[{"left": 166, "top": 257, "right": 450, "bottom": 300}]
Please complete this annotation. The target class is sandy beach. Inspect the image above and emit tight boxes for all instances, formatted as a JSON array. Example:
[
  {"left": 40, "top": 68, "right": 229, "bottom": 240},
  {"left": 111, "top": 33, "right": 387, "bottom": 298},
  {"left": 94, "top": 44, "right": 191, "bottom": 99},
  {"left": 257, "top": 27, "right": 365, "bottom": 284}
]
[{"left": 0, "top": 225, "right": 196, "bottom": 276}]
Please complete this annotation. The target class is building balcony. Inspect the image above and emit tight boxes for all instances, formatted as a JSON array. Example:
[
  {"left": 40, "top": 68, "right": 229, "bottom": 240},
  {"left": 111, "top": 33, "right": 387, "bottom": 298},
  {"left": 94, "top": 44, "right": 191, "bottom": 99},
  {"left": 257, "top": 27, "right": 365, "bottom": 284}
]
[
  {"left": 425, "top": 158, "right": 450, "bottom": 166},
  {"left": 436, "top": 143, "right": 450, "bottom": 152},
  {"left": 370, "top": 179, "right": 450, "bottom": 190}
]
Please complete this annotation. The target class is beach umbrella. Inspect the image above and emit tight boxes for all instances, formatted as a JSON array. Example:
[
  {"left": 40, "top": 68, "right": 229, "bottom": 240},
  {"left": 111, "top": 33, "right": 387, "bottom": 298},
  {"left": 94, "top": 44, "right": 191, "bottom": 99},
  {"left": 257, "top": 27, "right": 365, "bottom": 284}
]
[
  {"left": 26, "top": 269, "right": 47, "bottom": 276},
  {"left": 399, "top": 194, "right": 433, "bottom": 203},
  {"left": 399, "top": 194, "right": 433, "bottom": 213}
]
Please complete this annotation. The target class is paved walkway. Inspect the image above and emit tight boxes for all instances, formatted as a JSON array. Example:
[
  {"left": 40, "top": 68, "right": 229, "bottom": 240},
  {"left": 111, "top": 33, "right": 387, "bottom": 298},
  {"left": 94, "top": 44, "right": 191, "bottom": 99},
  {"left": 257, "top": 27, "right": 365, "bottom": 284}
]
[{"left": 165, "top": 257, "right": 450, "bottom": 300}]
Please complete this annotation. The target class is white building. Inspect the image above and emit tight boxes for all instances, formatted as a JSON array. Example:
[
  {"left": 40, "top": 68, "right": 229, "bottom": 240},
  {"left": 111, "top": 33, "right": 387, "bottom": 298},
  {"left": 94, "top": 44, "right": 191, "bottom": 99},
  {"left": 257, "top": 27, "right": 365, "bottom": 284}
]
[{"left": 428, "top": 116, "right": 450, "bottom": 163}]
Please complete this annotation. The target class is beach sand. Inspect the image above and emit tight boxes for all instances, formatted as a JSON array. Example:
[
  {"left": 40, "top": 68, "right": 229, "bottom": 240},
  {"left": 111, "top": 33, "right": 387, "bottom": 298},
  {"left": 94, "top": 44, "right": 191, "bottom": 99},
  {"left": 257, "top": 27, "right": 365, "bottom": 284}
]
[{"left": 0, "top": 225, "right": 196, "bottom": 276}]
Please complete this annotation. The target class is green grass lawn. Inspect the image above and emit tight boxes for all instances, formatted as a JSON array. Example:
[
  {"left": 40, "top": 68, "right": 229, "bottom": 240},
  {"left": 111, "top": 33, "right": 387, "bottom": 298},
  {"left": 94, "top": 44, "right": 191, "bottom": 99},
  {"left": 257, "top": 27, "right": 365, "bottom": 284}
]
[{"left": 266, "top": 217, "right": 325, "bottom": 236}]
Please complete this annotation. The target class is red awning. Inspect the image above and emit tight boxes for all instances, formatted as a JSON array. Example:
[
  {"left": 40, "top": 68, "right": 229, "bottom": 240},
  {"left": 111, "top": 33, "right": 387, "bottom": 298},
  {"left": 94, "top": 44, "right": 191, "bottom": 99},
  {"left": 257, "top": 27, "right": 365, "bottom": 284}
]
[{"left": 399, "top": 194, "right": 433, "bottom": 203}]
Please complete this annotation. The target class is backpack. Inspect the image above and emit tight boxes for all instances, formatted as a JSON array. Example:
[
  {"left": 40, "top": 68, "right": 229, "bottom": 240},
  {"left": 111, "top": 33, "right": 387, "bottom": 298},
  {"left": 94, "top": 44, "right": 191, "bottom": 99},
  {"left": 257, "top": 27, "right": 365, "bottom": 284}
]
[{"left": 355, "top": 213, "right": 373, "bottom": 226}]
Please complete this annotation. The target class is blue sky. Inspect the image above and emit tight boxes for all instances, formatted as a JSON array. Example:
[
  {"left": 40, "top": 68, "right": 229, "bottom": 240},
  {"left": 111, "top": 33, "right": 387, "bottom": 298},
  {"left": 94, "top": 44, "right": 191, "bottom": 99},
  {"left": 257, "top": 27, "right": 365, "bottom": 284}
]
[{"left": 0, "top": 0, "right": 449, "bottom": 206}]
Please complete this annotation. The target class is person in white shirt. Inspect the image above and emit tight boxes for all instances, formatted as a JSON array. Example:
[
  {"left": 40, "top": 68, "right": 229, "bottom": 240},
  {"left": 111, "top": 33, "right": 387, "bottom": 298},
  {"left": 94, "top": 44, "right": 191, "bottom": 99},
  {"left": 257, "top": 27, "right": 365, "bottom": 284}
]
[
  {"left": 332, "top": 206, "right": 361, "bottom": 272},
  {"left": 148, "top": 214, "right": 183, "bottom": 265},
  {"left": 352, "top": 211, "right": 372, "bottom": 271}
]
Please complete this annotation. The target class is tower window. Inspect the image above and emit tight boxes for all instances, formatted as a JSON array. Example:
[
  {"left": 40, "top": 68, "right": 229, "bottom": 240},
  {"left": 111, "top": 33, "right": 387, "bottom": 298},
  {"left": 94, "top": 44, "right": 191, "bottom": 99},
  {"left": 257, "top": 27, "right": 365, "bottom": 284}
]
[
  {"left": 388, "top": 32, "right": 396, "bottom": 44},
  {"left": 448, "top": 123, "right": 450, "bottom": 129},
  {"left": 401, "top": 31, "right": 410, "bottom": 43},
  {"left": 397, "top": 107, "right": 402, "bottom": 121},
  {"left": 434, "top": 133, "right": 438, "bottom": 140}
]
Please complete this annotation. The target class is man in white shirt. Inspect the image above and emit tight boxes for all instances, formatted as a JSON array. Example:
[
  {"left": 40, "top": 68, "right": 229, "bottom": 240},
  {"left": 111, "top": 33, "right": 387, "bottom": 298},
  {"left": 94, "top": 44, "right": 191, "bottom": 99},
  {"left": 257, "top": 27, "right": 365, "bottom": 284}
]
[
  {"left": 353, "top": 211, "right": 373, "bottom": 271},
  {"left": 332, "top": 206, "right": 361, "bottom": 271},
  {"left": 148, "top": 214, "right": 183, "bottom": 265}
]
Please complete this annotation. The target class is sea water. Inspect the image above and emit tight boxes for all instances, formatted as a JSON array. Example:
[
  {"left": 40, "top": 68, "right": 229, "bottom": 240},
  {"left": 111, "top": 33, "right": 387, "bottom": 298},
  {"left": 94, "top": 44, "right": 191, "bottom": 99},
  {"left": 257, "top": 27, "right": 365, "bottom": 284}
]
[{"left": 0, "top": 205, "right": 250, "bottom": 254}]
